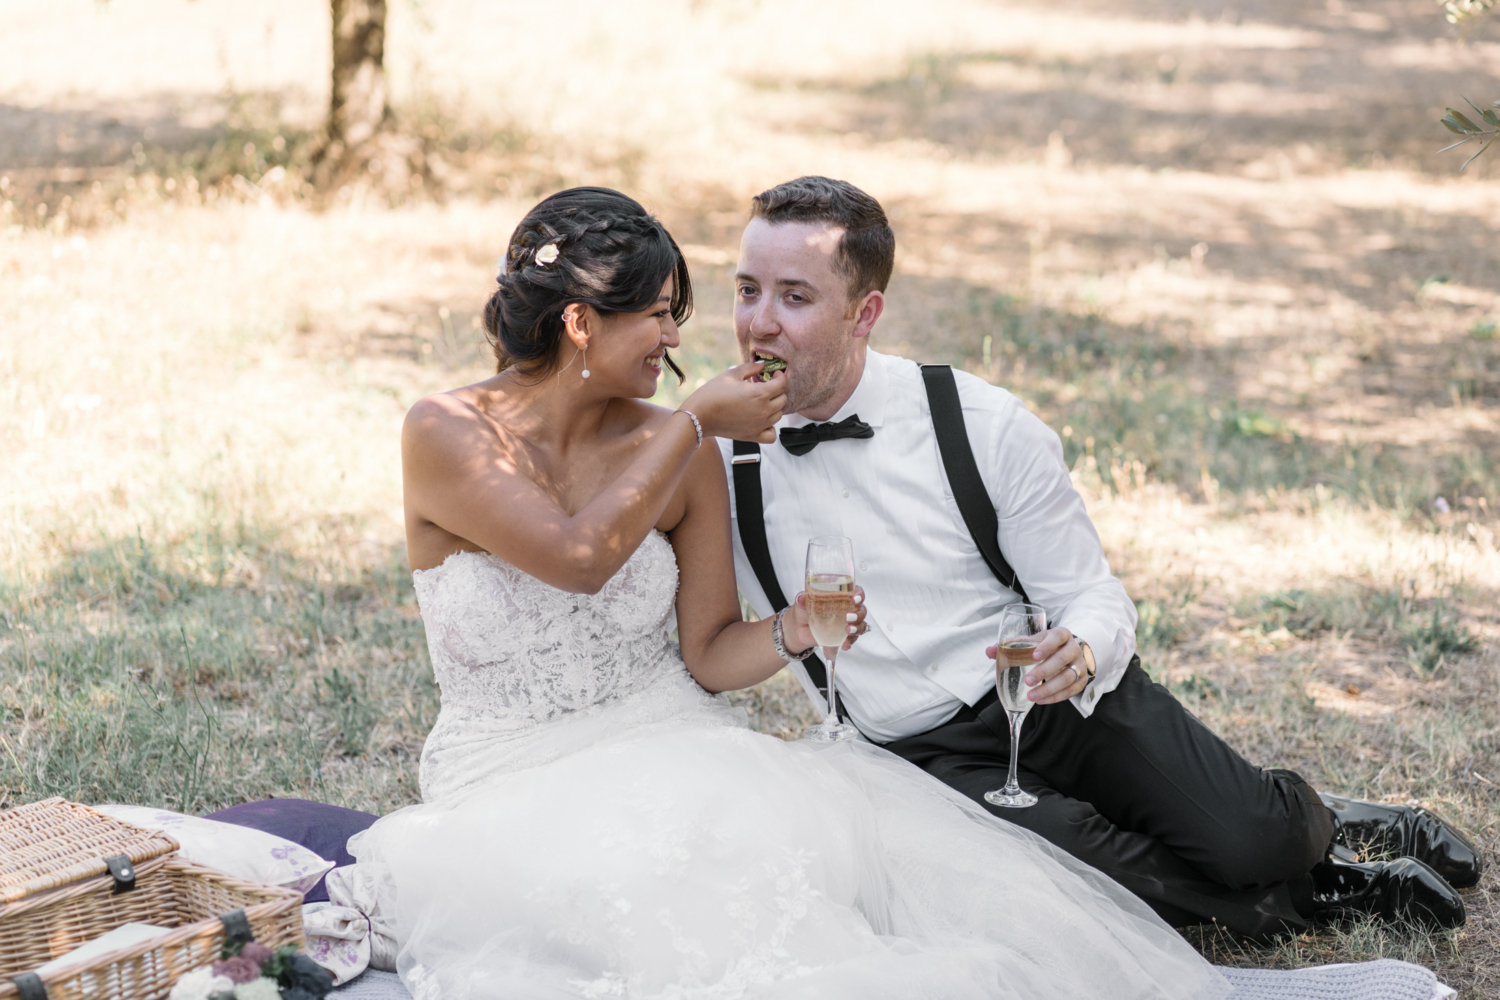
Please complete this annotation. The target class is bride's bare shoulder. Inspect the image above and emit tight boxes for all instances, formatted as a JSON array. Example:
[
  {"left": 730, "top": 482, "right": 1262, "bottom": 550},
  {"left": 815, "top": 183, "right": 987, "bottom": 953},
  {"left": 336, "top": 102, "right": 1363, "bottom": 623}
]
[
  {"left": 404, "top": 380, "right": 507, "bottom": 443},
  {"left": 617, "top": 399, "right": 678, "bottom": 434}
]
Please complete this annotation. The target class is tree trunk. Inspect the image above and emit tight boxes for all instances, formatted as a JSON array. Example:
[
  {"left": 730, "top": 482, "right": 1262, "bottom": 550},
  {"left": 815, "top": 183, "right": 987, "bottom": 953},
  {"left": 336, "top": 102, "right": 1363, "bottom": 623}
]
[{"left": 313, "top": 0, "right": 389, "bottom": 189}]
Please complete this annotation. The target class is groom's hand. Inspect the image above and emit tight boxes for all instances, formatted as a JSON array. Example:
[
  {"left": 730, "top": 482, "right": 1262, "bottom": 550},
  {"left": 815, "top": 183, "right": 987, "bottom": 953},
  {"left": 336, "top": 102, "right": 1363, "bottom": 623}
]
[{"left": 984, "top": 627, "right": 1088, "bottom": 704}]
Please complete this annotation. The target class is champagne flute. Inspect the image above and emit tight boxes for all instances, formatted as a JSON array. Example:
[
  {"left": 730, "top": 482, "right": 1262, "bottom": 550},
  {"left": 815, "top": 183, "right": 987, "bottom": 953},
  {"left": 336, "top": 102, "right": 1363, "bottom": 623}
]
[
  {"left": 801, "top": 535, "right": 860, "bottom": 743},
  {"left": 984, "top": 602, "right": 1047, "bottom": 808}
]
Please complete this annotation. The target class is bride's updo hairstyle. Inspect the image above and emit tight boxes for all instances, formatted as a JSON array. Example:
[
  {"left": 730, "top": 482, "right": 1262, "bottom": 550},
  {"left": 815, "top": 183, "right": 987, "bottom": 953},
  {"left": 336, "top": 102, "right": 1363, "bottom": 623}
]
[{"left": 484, "top": 186, "right": 690, "bottom": 380}]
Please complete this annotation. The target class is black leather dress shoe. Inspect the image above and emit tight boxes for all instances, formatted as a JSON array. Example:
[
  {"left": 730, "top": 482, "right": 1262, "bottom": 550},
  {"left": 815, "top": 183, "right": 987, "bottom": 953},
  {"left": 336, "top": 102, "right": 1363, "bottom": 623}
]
[
  {"left": 1321, "top": 792, "right": 1483, "bottom": 889},
  {"left": 1307, "top": 858, "right": 1466, "bottom": 929}
]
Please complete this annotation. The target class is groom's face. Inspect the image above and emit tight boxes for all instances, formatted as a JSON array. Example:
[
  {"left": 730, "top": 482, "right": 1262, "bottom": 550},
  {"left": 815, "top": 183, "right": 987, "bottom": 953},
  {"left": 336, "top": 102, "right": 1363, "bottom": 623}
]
[{"left": 734, "top": 218, "right": 867, "bottom": 419}]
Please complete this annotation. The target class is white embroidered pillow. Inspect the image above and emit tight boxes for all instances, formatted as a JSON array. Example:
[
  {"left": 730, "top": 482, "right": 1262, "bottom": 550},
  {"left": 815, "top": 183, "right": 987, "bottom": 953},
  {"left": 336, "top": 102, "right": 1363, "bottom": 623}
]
[{"left": 92, "top": 804, "right": 335, "bottom": 895}]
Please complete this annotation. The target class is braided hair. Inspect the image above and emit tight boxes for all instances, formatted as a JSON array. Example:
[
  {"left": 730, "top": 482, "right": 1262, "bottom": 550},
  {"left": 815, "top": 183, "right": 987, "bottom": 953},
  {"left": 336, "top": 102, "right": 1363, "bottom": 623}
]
[{"left": 484, "top": 187, "right": 689, "bottom": 380}]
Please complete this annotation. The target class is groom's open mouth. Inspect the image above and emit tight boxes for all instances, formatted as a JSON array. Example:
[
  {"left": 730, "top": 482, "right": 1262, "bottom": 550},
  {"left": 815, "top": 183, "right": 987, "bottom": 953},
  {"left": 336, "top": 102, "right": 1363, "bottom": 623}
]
[{"left": 754, "top": 352, "right": 787, "bottom": 382}]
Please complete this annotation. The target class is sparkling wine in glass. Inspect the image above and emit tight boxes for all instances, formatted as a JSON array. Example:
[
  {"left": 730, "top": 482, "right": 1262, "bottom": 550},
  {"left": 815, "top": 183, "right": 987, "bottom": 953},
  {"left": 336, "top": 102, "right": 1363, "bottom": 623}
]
[
  {"left": 985, "top": 602, "right": 1047, "bottom": 808},
  {"left": 802, "top": 535, "right": 860, "bottom": 743}
]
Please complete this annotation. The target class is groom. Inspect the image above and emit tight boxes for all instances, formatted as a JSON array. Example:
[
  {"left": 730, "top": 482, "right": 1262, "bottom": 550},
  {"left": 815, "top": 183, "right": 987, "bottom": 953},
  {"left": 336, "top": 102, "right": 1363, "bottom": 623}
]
[{"left": 717, "top": 176, "right": 1479, "bottom": 939}]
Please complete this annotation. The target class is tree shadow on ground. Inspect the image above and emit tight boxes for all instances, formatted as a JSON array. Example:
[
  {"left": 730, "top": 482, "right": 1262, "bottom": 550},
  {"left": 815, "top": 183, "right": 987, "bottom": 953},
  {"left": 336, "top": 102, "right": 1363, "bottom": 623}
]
[
  {"left": 0, "top": 91, "right": 312, "bottom": 227},
  {"left": 769, "top": 36, "right": 1499, "bottom": 178},
  {"left": 0, "top": 95, "right": 233, "bottom": 172},
  {"left": 869, "top": 257, "right": 1500, "bottom": 506},
  {"left": 743, "top": 0, "right": 1496, "bottom": 180}
]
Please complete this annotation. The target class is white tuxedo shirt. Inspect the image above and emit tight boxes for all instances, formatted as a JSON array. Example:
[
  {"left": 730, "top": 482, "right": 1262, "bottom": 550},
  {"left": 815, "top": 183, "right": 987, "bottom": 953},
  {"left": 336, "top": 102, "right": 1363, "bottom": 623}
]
[{"left": 718, "top": 349, "right": 1137, "bottom": 742}]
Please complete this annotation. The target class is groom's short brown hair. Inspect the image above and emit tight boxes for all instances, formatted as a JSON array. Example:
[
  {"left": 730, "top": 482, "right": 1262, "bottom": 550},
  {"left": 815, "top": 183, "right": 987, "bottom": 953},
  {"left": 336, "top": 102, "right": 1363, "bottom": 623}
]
[{"left": 750, "top": 177, "right": 895, "bottom": 301}]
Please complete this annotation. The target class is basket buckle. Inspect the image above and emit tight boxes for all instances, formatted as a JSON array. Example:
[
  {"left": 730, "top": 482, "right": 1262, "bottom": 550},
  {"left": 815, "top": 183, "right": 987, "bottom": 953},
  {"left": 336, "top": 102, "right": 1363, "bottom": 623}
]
[
  {"left": 103, "top": 855, "right": 135, "bottom": 895},
  {"left": 11, "top": 973, "right": 47, "bottom": 1000},
  {"left": 220, "top": 909, "right": 254, "bottom": 947}
]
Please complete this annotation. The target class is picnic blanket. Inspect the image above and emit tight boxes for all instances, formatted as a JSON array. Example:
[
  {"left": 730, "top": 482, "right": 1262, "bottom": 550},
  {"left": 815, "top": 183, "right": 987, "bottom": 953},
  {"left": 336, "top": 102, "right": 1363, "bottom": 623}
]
[{"left": 330, "top": 958, "right": 1454, "bottom": 999}]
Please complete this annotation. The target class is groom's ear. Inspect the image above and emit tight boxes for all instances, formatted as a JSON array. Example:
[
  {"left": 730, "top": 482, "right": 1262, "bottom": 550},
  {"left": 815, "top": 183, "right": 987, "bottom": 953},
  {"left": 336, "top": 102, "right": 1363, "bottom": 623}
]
[{"left": 850, "top": 289, "right": 885, "bottom": 340}]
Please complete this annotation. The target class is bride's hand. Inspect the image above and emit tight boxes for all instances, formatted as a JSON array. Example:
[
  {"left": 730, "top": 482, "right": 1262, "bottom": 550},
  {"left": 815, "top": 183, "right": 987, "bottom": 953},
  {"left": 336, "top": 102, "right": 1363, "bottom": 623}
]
[
  {"left": 678, "top": 361, "right": 785, "bottom": 444},
  {"left": 788, "top": 587, "right": 868, "bottom": 653}
]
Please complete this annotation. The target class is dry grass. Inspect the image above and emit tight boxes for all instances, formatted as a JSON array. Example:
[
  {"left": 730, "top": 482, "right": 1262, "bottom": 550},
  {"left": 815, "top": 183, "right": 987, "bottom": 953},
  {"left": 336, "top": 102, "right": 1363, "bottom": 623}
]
[{"left": 2, "top": 0, "right": 1498, "bottom": 994}]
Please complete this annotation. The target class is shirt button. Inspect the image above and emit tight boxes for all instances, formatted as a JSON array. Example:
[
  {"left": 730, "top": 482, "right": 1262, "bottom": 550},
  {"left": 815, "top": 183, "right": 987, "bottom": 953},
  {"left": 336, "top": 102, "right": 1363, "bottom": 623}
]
[
  {"left": 841, "top": 489, "right": 850, "bottom": 498},
  {"left": 859, "top": 560, "right": 868, "bottom": 571}
]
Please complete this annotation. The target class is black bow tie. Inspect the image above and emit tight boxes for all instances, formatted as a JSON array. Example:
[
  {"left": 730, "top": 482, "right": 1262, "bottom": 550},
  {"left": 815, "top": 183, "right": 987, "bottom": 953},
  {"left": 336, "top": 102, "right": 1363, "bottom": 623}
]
[{"left": 779, "top": 415, "right": 875, "bottom": 456}]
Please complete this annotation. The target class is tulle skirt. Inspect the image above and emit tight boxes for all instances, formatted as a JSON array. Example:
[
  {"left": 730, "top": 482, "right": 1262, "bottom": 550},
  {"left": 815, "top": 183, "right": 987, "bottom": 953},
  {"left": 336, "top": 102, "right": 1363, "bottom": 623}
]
[{"left": 349, "top": 682, "right": 1228, "bottom": 1000}]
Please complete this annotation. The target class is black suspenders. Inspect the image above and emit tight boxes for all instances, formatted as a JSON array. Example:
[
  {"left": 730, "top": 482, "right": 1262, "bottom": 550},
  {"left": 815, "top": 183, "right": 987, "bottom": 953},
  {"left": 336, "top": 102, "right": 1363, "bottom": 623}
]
[
  {"left": 730, "top": 363, "right": 1030, "bottom": 715},
  {"left": 730, "top": 439, "right": 843, "bottom": 718},
  {"left": 918, "top": 365, "right": 1031, "bottom": 604}
]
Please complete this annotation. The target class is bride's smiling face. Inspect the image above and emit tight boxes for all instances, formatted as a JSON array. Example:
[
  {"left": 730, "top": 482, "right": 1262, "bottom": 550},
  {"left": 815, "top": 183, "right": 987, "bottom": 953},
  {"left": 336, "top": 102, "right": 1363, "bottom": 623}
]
[{"left": 565, "top": 275, "right": 680, "bottom": 399}]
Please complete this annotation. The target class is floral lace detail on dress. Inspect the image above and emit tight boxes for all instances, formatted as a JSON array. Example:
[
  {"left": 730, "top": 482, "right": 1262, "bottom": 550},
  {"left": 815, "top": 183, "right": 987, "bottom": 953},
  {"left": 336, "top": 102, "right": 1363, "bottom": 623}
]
[
  {"left": 413, "top": 531, "right": 720, "bottom": 801},
  {"left": 562, "top": 848, "right": 828, "bottom": 999}
]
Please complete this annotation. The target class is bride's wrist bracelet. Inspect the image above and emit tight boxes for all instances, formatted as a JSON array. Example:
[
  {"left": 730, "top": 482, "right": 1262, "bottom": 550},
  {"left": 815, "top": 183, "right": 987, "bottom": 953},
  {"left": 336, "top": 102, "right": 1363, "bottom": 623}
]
[
  {"left": 677, "top": 409, "right": 703, "bottom": 449},
  {"left": 772, "top": 609, "right": 817, "bottom": 662}
]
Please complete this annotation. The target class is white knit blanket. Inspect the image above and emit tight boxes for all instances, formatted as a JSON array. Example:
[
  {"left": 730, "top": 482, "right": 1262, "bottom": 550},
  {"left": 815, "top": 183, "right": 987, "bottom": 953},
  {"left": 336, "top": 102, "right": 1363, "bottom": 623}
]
[
  {"left": 332, "top": 960, "right": 1452, "bottom": 999},
  {"left": 1217, "top": 961, "right": 1452, "bottom": 1000}
]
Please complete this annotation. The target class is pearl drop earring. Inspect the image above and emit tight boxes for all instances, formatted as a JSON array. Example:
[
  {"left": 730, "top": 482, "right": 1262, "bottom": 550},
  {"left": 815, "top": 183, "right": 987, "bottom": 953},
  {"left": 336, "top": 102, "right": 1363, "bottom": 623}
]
[{"left": 561, "top": 306, "right": 590, "bottom": 380}]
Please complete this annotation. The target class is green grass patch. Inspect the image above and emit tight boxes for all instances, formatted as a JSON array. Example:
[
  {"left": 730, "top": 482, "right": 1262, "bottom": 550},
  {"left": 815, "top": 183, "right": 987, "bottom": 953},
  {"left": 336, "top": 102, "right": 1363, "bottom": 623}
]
[
  {"left": 1401, "top": 603, "right": 1480, "bottom": 680},
  {"left": 0, "top": 532, "right": 436, "bottom": 814}
]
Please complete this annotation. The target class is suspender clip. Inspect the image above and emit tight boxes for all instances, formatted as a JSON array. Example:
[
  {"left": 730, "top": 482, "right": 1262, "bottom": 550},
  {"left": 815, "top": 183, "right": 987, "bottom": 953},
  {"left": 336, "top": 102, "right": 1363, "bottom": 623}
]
[{"left": 731, "top": 453, "right": 761, "bottom": 465}]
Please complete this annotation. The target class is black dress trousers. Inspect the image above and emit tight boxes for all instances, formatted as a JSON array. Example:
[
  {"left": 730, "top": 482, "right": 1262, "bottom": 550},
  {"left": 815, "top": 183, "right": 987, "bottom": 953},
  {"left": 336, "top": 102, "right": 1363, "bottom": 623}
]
[{"left": 881, "top": 658, "right": 1334, "bottom": 939}]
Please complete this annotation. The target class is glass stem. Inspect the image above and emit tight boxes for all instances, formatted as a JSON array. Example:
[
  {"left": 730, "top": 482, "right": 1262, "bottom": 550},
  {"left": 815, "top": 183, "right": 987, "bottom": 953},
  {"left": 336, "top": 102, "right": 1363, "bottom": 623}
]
[
  {"left": 1005, "top": 710, "right": 1025, "bottom": 792},
  {"left": 823, "top": 647, "right": 840, "bottom": 727}
]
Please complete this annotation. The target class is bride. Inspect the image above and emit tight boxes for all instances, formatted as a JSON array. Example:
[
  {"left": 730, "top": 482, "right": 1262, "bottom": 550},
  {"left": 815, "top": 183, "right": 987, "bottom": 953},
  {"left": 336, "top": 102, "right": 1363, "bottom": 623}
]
[{"left": 347, "top": 187, "right": 1229, "bottom": 999}]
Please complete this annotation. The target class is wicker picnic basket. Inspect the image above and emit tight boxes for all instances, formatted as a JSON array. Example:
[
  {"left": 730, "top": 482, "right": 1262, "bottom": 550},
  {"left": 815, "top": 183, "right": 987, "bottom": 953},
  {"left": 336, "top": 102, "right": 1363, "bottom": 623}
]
[
  {"left": 0, "top": 799, "right": 179, "bottom": 905},
  {"left": 0, "top": 799, "right": 304, "bottom": 1000}
]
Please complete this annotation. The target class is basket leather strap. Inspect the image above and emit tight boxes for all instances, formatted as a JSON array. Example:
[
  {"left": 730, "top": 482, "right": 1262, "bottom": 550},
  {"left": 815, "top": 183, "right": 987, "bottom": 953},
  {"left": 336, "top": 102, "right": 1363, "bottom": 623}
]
[
  {"left": 220, "top": 909, "right": 254, "bottom": 946},
  {"left": 104, "top": 854, "right": 136, "bottom": 894},
  {"left": 11, "top": 973, "right": 47, "bottom": 1000}
]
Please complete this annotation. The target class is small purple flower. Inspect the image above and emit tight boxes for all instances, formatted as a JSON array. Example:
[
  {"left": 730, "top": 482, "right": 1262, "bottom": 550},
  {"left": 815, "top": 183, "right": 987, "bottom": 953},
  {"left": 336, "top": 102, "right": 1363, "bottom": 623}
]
[
  {"left": 211, "top": 956, "right": 262, "bottom": 984},
  {"left": 239, "top": 942, "right": 273, "bottom": 967}
]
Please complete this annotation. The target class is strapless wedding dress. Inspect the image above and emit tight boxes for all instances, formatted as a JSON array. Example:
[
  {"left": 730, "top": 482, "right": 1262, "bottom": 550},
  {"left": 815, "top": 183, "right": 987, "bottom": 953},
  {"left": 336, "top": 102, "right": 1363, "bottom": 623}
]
[{"left": 348, "top": 531, "right": 1229, "bottom": 1000}]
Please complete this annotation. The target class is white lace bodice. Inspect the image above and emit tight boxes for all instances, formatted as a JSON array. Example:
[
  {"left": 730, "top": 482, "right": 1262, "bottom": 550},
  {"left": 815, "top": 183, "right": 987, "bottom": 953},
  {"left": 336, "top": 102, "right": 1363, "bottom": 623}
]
[{"left": 413, "top": 530, "right": 720, "bottom": 801}]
